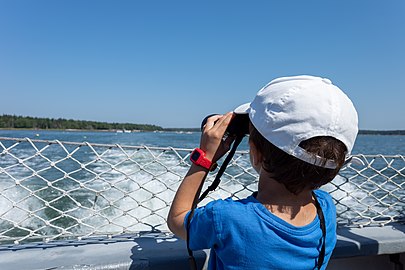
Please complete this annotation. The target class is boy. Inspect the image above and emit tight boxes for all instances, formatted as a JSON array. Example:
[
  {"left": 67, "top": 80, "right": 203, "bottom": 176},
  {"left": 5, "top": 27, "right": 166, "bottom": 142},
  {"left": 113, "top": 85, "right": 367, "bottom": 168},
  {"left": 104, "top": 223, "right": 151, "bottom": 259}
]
[{"left": 167, "top": 75, "right": 358, "bottom": 269}]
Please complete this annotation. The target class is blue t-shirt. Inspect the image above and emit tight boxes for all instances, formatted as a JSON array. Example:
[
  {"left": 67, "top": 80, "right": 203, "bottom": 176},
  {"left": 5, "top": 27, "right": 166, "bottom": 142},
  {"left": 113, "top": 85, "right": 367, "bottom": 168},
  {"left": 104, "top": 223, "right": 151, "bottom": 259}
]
[{"left": 185, "top": 189, "right": 336, "bottom": 270}]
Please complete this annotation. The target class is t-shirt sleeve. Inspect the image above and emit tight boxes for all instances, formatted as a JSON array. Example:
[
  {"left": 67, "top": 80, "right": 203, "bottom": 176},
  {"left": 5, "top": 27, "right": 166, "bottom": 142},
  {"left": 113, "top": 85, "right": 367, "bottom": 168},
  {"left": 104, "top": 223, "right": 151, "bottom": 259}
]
[{"left": 184, "top": 201, "right": 222, "bottom": 251}]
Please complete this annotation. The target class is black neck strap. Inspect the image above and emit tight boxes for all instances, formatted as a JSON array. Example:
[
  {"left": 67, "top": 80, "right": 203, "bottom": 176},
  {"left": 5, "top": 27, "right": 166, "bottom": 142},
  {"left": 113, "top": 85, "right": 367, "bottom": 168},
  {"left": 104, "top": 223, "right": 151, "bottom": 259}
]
[
  {"left": 198, "top": 136, "right": 243, "bottom": 203},
  {"left": 313, "top": 191, "right": 326, "bottom": 269}
]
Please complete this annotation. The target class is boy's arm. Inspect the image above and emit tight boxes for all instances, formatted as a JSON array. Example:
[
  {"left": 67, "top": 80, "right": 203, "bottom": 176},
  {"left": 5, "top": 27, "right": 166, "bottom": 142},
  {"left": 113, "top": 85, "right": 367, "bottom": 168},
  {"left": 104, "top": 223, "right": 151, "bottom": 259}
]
[
  {"left": 167, "top": 112, "right": 234, "bottom": 239},
  {"left": 167, "top": 164, "right": 209, "bottom": 239}
]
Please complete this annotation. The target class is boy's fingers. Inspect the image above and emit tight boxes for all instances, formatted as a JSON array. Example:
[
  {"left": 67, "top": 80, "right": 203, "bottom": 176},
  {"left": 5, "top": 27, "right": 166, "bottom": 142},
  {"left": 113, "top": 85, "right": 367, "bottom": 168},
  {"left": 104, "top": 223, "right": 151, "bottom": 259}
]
[
  {"left": 213, "top": 112, "right": 233, "bottom": 134},
  {"left": 203, "top": 115, "right": 223, "bottom": 131}
]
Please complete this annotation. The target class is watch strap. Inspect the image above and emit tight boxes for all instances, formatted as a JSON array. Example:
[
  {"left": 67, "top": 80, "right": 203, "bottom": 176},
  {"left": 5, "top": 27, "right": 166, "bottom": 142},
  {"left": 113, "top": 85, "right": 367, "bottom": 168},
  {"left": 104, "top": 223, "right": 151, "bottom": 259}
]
[{"left": 190, "top": 148, "right": 217, "bottom": 171}]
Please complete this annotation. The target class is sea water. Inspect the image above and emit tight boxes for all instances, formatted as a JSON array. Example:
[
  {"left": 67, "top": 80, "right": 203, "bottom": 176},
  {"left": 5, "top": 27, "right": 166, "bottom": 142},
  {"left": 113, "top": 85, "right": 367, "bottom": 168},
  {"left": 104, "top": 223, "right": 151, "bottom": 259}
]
[{"left": 1, "top": 129, "right": 404, "bottom": 154}]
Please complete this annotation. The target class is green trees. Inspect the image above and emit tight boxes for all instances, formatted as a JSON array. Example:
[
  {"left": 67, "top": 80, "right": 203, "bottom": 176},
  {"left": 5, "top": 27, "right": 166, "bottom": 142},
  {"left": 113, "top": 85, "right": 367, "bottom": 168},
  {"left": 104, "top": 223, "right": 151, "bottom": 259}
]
[{"left": 0, "top": 115, "right": 163, "bottom": 131}]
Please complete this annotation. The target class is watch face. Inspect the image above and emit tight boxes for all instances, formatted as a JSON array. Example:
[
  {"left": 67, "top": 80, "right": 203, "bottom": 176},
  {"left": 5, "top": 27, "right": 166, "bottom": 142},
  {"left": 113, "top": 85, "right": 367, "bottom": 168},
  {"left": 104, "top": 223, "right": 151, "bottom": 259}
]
[{"left": 191, "top": 150, "right": 201, "bottom": 161}]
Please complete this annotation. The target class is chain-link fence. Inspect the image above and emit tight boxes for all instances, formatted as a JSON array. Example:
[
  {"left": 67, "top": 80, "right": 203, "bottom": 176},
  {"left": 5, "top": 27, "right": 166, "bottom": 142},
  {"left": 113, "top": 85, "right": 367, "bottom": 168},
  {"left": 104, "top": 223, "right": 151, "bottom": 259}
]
[{"left": 1, "top": 137, "right": 404, "bottom": 245}]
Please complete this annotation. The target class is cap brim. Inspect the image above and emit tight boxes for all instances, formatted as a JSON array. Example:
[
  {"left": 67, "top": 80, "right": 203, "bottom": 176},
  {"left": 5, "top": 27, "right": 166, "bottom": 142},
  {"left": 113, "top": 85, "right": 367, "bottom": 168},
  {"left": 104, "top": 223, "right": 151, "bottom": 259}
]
[{"left": 233, "top": 103, "right": 250, "bottom": 114}]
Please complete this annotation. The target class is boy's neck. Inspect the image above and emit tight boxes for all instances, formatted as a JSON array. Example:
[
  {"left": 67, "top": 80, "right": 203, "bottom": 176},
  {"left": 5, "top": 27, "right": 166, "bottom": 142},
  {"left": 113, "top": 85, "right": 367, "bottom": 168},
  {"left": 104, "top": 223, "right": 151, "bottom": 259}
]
[
  {"left": 255, "top": 172, "right": 317, "bottom": 226},
  {"left": 256, "top": 172, "right": 313, "bottom": 206}
]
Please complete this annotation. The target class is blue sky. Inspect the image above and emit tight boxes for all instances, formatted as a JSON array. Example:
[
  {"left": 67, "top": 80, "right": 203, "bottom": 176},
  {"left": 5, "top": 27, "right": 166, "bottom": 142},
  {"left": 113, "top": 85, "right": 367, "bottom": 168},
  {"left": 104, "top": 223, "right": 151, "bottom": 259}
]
[{"left": 0, "top": 0, "right": 404, "bottom": 129}]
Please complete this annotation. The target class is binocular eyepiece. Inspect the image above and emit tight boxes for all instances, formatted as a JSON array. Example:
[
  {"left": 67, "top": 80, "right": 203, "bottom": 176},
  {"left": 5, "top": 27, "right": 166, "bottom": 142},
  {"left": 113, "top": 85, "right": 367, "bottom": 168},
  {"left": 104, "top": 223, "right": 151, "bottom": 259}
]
[{"left": 200, "top": 113, "right": 250, "bottom": 137}]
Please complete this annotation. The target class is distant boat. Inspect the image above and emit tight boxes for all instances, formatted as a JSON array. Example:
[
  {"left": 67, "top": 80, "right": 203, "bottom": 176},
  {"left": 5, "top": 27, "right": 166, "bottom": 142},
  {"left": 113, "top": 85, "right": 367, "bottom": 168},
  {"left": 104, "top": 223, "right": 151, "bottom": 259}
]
[
  {"left": 174, "top": 131, "right": 193, "bottom": 134},
  {"left": 116, "top": 130, "right": 124, "bottom": 133},
  {"left": 124, "top": 130, "right": 131, "bottom": 133}
]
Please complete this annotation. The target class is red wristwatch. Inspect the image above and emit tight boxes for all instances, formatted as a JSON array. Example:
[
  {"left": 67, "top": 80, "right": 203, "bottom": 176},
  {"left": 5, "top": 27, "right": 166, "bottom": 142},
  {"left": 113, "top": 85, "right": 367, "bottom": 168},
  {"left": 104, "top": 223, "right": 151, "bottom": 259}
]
[{"left": 190, "top": 148, "right": 217, "bottom": 171}]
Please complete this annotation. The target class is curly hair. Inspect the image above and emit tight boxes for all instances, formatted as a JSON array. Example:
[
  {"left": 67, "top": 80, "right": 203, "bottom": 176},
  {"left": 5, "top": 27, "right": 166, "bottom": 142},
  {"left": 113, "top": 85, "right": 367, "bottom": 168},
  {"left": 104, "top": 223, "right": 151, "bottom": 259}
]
[{"left": 249, "top": 124, "right": 347, "bottom": 195}]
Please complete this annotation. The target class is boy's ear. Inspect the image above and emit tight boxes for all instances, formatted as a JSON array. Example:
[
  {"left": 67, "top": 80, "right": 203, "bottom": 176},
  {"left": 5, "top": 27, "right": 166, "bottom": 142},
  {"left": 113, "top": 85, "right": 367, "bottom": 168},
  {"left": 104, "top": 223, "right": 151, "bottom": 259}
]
[{"left": 249, "top": 140, "right": 263, "bottom": 167}]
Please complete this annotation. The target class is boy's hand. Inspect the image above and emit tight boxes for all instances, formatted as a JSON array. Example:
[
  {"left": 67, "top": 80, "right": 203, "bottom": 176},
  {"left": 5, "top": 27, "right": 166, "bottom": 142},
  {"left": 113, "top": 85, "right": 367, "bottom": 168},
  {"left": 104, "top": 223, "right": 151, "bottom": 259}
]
[{"left": 200, "top": 112, "right": 235, "bottom": 163}]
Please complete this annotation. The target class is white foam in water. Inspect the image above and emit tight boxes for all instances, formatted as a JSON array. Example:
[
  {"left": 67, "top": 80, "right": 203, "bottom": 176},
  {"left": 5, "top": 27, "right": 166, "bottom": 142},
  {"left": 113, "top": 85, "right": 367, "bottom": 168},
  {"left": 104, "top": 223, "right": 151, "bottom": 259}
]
[
  {"left": 58, "top": 147, "right": 190, "bottom": 236},
  {"left": 0, "top": 172, "right": 47, "bottom": 237}
]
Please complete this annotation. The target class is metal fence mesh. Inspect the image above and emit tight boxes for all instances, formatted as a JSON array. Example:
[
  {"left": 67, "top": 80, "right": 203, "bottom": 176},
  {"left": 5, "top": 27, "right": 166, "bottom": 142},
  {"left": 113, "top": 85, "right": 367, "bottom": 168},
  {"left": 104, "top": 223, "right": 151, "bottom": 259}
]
[{"left": 1, "top": 137, "right": 404, "bottom": 245}]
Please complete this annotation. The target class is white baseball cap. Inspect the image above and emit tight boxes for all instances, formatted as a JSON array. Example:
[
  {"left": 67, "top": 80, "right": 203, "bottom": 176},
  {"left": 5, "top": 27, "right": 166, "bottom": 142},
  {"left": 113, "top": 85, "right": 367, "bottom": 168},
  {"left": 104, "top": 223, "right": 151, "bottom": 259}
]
[{"left": 234, "top": 75, "right": 358, "bottom": 169}]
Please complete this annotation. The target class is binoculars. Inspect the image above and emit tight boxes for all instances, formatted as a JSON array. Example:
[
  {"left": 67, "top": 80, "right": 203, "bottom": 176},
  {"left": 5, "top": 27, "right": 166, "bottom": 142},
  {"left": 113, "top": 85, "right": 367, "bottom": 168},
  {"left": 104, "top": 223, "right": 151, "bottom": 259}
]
[{"left": 200, "top": 113, "right": 250, "bottom": 137}]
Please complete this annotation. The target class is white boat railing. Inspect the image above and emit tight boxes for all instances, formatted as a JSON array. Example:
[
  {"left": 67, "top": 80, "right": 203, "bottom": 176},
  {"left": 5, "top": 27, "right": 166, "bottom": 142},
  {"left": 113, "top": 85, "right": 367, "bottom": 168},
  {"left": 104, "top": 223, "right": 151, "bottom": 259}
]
[{"left": 0, "top": 137, "right": 404, "bottom": 245}]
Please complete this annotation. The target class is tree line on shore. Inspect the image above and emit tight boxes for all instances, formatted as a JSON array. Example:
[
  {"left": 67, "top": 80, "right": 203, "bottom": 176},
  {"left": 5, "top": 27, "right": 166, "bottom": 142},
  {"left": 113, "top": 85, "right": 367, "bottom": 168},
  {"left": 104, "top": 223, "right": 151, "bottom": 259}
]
[
  {"left": 0, "top": 114, "right": 163, "bottom": 131},
  {"left": 1, "top": 114, "right": 404, "bottom": 134}
]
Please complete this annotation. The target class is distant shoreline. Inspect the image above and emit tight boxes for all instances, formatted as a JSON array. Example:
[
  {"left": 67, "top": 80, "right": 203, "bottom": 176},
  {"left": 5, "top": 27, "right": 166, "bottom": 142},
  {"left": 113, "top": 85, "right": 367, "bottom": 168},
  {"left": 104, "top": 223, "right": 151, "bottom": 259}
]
[
  {"left": 1, "top": 114, "right": 404, "bottom": 135},
  {"left": 358, "top": 130, "right": 405, "bottom": 135},
  {"left": 0, "top": 114, "right": 163, "bottom": 132},
  {"left": 1, "top": 128, "right": 405, "bottom": 135},
  {"left": 0, "top": 127, "right": 200, "bottom": 133}
]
